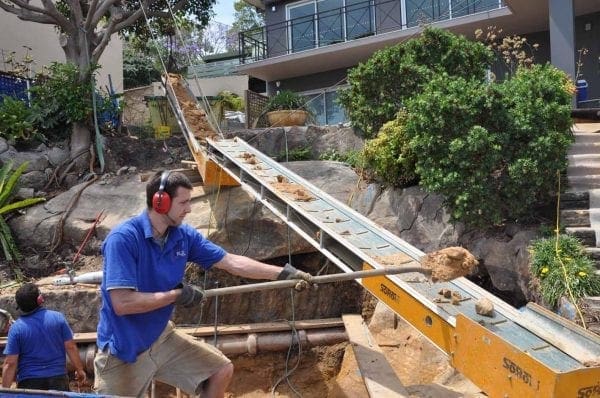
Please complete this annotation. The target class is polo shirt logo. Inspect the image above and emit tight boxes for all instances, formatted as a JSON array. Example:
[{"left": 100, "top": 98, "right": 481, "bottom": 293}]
[{"left": 176, "top": 250, "right": 186, "bottom": 257}]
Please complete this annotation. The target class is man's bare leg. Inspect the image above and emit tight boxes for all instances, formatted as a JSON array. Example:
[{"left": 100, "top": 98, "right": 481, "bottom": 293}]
[{"left": 201, "top": 363, "right": 234, "bottom": 398}]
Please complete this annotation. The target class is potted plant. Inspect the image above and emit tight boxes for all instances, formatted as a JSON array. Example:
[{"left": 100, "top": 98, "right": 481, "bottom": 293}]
[{"left": 264, "top": 90, "right": 310, "bottom": 127}]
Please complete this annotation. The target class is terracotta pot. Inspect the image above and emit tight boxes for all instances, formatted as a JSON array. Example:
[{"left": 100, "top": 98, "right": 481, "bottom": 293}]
[{"left": 266, "top": 110, "right": 308, "bottom": 126}]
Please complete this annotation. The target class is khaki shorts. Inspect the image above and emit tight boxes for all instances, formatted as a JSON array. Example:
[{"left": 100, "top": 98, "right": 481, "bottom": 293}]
[{"left": 94, "top": 322, "right": 231, "bottom": 397}]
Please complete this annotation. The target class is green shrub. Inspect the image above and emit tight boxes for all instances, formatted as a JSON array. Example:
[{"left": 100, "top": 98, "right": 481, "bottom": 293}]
[
  {"left": 529, "top": 235, "right": 600, "bottom": 307},
  {"left": 264, "top": 90, "right": 309, "bottom": 112},
  {"left": 278, "top": 146, "right": 312, "bottom": 162},
  {"left": 338, "top": 27, "right": 494, "bottom": 138},
  {"left": 363, "top": 111, "right": 417, "bottom": 186},
  {"left": 0, "top": 97, "right": 38, "bottom": 143},
  {"left": 319, "top": 149, "right": 364, "bottom": 169},
  {"left": 28, "top": 62, "right": 113, "bottom": 139},
  {"left": 403, "top": 64, "right": 573, "bottom": 226},
  {"left": 0, "top": 161, "right": 46, "bottom": 261}
]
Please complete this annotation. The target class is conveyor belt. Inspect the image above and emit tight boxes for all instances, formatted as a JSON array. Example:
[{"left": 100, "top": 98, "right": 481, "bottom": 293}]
[{"left": 165, "top": 75, "right": 600, "bottom": 398}]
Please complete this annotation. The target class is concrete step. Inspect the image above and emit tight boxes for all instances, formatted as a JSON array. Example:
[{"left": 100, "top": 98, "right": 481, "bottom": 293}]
[
  {"left": 568, "top": 144, "right": 600, "bottom": 156},
  {"left": 568, "top": 153, "right": 600, "bottom": 163},
  {"left": 573, "top": 132, "right": 600, "bottom": 144},
  {"left": 561, "top": 191, "right": 590, "bottom": 208},
  {"left": 567, "top": 175, "right": 600, "bottom": 191},
  {"left": 567, "top": 166, "right": 600, "bottom": 177},
  {"left": 565, "top": 227, "right": 596, "bottom": 246},
  {"left": 560, "top": 209, "right": 590, "bottom": 227},
  {"left": 585, "top": 248, "right": 600, "bottom": 269}
]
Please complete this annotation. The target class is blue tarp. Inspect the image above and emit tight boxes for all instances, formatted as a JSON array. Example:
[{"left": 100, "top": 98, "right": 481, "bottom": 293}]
[
  {"left": 0, "top": 73, "right": 30, "bottom": 104},
  {"left": 0, "top": 389, "right": 112, "bottom": 397}
]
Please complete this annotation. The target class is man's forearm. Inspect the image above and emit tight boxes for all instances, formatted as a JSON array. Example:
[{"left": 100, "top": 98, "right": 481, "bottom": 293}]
[
  {"left": 65, "top": 340, "right": 85, "bottom": 373},
  {"left": 1, "top": 362, "right": 16, "bottom": 388}
]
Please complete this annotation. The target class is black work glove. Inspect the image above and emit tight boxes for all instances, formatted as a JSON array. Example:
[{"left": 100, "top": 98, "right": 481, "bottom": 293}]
[
  {"left": 277, "top": 263, "right": 314, "bottom": 291},
  {"left": 174, "top": 283, "right": 204, "bottom": 307}
]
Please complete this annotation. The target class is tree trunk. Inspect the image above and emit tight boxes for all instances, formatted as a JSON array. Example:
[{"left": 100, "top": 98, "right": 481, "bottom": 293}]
[
  {"left": 62, "top": 32, "right": 95, "bottom": 178},
  {"left": 71, "top": 121, "right": 92, "bottom": 173}
]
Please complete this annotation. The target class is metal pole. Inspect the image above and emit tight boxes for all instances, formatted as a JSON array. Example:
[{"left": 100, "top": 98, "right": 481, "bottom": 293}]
[{"left": 202, "top": 266, "right": 430, "bottom": 298}]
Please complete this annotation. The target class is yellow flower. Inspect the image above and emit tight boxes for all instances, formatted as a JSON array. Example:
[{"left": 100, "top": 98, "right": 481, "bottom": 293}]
[
  {"left": 578, "top": 271, "right": 587, "bottom": 277},
  {"left": 541, "top": 267, "right": 549, "bottom": 275}
]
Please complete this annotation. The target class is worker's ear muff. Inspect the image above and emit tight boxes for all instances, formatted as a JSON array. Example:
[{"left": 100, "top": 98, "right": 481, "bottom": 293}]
[
  {"left": 37, "top": 294, "right": 44, "bottom": 306},
  {"left": 152, "top": 171, "right": 171, "bottom": 214}
]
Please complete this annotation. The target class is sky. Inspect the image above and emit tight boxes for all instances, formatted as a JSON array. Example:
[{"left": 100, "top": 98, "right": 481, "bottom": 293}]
[{"left": 212, "top": 0, "right": 236, "bottom": 26}]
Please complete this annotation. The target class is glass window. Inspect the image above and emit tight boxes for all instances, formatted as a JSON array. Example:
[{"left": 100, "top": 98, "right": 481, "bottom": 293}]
[
  {"left": 405, "top": 0, "right": 449, "bottom": 27},
  {"left": 303, "top": 89, "right": 347, "bottom": 125},
  {"left": 305, "top": 93, "right": 326, "bottom": 125},
  {"left": 318, "top": 0, "right": 344, "bottom": 46},
  {"left": 346, "top": 0, "right": 373, "bottom": 40},
  {"left": 326, "top": 91, "right": 346, "bottom": 125},
  {"left": 289, "top": 2, "right": 316, "bottom": 52},
  {"left": 452, "top": 0, "right": 500, "bottom": 17}
]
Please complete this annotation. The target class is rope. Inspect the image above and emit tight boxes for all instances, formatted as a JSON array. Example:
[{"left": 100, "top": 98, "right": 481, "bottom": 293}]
[
  {"left": 163, "top": 1, "right": 224, "bottom": 138},
  {"left": 554, "top": 170, "right": 587, "bottom": 327}
]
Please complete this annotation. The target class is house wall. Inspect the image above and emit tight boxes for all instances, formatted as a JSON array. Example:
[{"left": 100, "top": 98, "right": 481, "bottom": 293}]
[
  {"left": 267, "top": 67, "right": 348, "bottom": 94},
  {"left": 0, "top": 13, "right": 123, "bottom": 93},
  {"left": 574, "top": 11, "right": 600, "bottom": 100},
  {"left": 187, "top": 75, "right": 249, "bottom": 98}
]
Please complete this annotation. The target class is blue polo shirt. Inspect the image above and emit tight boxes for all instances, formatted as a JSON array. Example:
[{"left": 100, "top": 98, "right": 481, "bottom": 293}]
[
  {"left": 97, "top": 211, "right": 226, "bottom": 363},
  {"left": 3, "top": 308, "right": 73, "bottom": 381}
]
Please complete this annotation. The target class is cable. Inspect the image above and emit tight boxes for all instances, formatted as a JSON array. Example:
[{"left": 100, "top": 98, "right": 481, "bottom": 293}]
[
  {"left": 554, "top": 170, "right": 587, "bottom": 327},
  {"left": 271, "top": 290, "right": 303, "bottom": 397}
]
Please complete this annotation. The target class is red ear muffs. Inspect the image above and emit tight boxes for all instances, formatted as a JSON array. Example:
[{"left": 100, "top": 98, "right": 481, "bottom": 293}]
[
  {"left": 152, "top": 171, "right": 171, "bottom": 214},
  {"left": 37, "top": 294, "right": 44, "bottom": 306}
]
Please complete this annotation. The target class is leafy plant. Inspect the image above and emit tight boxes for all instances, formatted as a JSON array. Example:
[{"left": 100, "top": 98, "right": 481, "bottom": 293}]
[
  {"left": 0, "top": 96, "right": 39, "bottom": 144},
  {"left": 213, "top": 90, "right": 244, "bottom": 125},
  {"left": 362, "top": 111, "right": 417, "bottom": 186},
  {"left": 338, "top": 27, "right": 494, "bottom": 138},
  {"left": 28, "top": 62, "right": 113, "bottom": 139},
  {"left": 475, "top": 26, "right": 539, "bottom": 77},
  {"left": 403, "top": 64, "right": 573, "bottom": 226},
  {"left": 529, "top": 235, "right": 600, "bottom": 307},
  {"left": 319, "top": 149, "right": 364, "bottom": 169},
  {"left": 277, "top": 146, "right": 312, "bottom": 162},
  {"left": 264, "top": 90, "right": 309, "bottom": 112},
  {"left": 0, "top": 161, "right": 46, "bottom": 261}
]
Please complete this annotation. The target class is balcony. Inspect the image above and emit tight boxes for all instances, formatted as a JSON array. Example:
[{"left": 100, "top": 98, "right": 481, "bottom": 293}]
[{"left": 239, "top": 0, "right": 505, "bottom": 65}]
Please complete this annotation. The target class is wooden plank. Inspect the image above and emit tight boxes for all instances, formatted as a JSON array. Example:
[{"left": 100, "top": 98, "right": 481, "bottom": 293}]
[
  {"left": 0, "top": 318, "right": 345, "bottom": 346},
  {"left": 342, "top": 314, "right": 410, "bottom": 398},
  {"left": 191, "top": 149, "right": 239, "bottom": 187}
]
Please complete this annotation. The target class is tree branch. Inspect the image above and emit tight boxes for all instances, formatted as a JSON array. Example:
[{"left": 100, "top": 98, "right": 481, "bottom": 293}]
[
  {"left": 90, "top": 0, "right": 120, "bottom": 27},
  {"left": 39, "top": 0, "right": 73, "bottom": 32},
  {"left": 84, "top": 0, "right": 100, "bottom": 31},
  {"left": 91, "top": 18, "right": 118, "bottom": 64},
  {"left": 70, "top": 0, "right": 84, "bottom": 29},
  {"left": 113, "top": 8, "right": 145, "bottom": 32},
  {"left": 0, "top": 2, "right": 55, "bottom": 24}
]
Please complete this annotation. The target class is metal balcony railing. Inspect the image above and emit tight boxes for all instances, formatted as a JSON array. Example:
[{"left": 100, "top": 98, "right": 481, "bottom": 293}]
[
  {"left": 187, "top": 58, "right": 241, "bottom": 79},
  {"left": 239, "top": 0, "right": 504, "bottom": 64}
]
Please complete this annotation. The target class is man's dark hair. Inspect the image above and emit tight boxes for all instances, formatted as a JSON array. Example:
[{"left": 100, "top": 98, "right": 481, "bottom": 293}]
[
  {"left": 145, "top": 170, "right": 193, "bottom": 209},
  {"left": 15, "top": 283, "right": 40, "bottom": 313}
]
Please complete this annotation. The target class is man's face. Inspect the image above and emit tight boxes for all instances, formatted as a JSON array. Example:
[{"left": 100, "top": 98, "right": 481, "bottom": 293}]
[{"left": 166, "top": 186, "right": 192, "bottom": 225}]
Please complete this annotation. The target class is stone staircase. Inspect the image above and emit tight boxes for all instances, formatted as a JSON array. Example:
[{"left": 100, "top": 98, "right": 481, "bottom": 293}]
[{"left": 563, "top": 123, "right": 600, "bottom": 270}]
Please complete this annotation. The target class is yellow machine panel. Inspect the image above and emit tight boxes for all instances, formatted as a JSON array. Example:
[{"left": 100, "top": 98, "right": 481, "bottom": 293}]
[{"left": 361, "top": 263, "right": 455, "bottom": 355}]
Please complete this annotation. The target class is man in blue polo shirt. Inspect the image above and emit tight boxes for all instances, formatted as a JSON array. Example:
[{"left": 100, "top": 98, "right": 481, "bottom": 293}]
[
  {"left": 94, "top": 170, "right": 313, "bottom": 398},
  {"left": 2, "top": 283, "right": 87, "bottom": 391}
]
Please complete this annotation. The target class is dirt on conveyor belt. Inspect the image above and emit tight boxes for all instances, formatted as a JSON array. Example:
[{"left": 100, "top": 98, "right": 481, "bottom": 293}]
[{"left": 166, "top": 73, "right": 219, "bottom": 141}]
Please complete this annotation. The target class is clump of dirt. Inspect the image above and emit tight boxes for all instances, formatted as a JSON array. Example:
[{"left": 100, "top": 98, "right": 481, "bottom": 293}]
[
  {"left": 420, "top": 247, "right": 478, "bottom": 282},
  {"left": 271, "top": 175, "right": 315, "bottom": 202}
]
